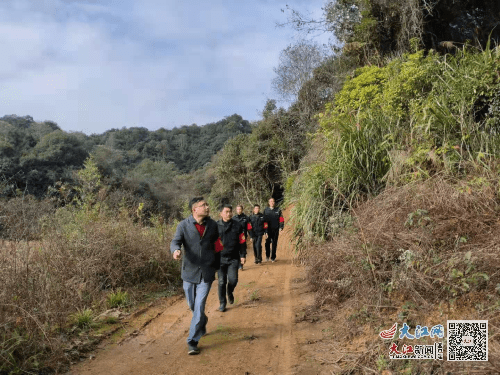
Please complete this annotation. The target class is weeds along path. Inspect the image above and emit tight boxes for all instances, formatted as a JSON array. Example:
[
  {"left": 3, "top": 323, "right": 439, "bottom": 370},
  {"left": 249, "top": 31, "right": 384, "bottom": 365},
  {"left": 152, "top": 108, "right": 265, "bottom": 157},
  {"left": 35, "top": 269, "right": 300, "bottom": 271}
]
[{"left": 69, "top": 212, "right": 308, "bottom": 375}]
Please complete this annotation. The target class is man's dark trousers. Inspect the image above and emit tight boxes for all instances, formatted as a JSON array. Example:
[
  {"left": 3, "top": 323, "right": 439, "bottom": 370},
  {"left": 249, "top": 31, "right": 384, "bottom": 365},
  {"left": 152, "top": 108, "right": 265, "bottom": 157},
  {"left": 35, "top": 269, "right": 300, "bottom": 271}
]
[
  {"left": 218, "top": 257, "right": 239, "bottom": 304},
  {"left": 252, "top": 235, "right": 263, "bottom": 263},
  {"left": 265, "top": 228, "right": 279, "bottom": 261}
]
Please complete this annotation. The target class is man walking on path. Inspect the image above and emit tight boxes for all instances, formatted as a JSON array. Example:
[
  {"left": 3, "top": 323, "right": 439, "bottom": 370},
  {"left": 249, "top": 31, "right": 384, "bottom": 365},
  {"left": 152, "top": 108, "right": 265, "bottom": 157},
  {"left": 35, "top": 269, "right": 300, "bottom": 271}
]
[
  {"left": 248, "top": 204, "right": 267, "bottom": 264},
  {"left": 233, "top": 204, "right": 249, "bottom": 271},
  {"left": 170, "top": 197, "right": 222, "bottom": 355},
  {"left": 263, "top": 198, "right": 284, "bottom": 262},
  {"left": 217, "top": 204, "right": 247, "bottom": 312}
]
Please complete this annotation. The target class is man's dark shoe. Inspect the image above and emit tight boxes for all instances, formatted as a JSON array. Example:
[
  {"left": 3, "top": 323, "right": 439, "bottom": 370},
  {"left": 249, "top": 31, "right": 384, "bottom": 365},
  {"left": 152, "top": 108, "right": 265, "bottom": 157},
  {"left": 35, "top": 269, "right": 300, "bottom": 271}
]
[
  {"left": 219, "top": 303, "right": 226, "bottom": 312},
  {"left": 188, "top": 341, "right": 200, "bottom": 355},
  {"left": 266, "top": 257, "right": 270, "bottom": 262},
  {"left": 228, "top": 292, "right": 234, "bottom": 305}
]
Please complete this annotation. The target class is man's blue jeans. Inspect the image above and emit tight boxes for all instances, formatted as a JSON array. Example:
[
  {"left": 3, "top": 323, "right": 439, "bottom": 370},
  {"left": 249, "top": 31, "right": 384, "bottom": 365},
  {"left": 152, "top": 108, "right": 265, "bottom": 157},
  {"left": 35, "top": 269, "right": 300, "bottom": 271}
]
[{"left": 183, "top": 278, "right": 212, "bottom": 344}]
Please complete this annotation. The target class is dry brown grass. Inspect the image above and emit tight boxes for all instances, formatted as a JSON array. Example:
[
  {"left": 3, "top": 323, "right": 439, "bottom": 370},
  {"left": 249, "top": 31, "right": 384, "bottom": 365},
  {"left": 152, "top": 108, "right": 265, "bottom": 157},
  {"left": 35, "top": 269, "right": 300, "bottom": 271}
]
[
  {"left": 355, "top": 176, "right": 500, "bottom": 303},
  {"left": 0, "top": 202, "right": 178, "bottom": 373},
  {"left": 0, "top": 195, "right": 56, "bottom": 241},
  {"left": 297, "top": 175, "right": 500, "bottom": 373}
]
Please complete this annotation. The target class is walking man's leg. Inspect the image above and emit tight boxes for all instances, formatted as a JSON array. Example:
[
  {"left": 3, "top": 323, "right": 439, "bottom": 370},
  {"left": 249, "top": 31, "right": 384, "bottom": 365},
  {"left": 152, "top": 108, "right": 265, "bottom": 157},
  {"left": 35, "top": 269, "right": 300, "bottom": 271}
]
[
  {"left": 183, "top": 279, "right": 212, "bottom": 353},
  {"left": 226, "top": 259, "right": 239, "bottom": 304},
  {"left": 271, "top": 230, "right": 279, "bottom": 261},
  {"left": 255, "top": 235, "right": 263, "bottom": 263},
  {"left": 252, "top": 237, "right": 258, "bottom": 263},
  {"left": 218, "top": 262, "right": 229, "bottom": 311},
  {"left": 265, "top": 234, "right": 272, "bottom": 261},
  {"left": 183, "top": 281, "right": 196, "bottom": 312}
]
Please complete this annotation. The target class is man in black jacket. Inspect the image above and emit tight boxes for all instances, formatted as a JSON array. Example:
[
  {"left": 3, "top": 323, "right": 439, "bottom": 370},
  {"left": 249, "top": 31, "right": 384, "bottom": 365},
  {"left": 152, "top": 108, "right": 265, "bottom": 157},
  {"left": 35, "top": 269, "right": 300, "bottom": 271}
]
[
  {"left": 263, "top": 198, "right": 284, "bottom": 262},
  {"left": 217, "top": 204, "right": 247, "bottom": 312},
  {"left": 248, "top": 204, "right": 267, "bottom": 264},
  {"left": 233, "top": 204, "right": 249, "bottom": 270},
  {"left": 171, "top": 197, "right": 221, "bottom": 355}
]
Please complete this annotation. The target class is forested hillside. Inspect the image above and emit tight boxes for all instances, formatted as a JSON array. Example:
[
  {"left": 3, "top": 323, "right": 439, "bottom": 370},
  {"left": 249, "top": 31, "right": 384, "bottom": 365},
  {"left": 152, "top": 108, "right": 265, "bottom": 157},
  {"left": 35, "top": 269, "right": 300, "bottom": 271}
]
[{"left": 0, "top": 114, "right": 250, "bottom": 213}]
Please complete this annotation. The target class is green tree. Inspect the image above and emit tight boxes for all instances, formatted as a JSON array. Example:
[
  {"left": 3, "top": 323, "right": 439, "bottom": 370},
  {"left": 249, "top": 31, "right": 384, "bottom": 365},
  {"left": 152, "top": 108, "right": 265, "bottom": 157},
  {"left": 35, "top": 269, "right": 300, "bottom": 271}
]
[
  {"left": 20, "top": 130, "right": 87, "bottom": 168},
  {"left": 126, "top": 159, "right": 177, "bottom": 185}
]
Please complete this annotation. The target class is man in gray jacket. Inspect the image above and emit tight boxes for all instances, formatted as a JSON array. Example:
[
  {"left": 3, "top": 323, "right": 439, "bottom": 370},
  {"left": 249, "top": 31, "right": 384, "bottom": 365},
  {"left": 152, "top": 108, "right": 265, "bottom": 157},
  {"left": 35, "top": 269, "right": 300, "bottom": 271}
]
[{"left": 171, "top": 197, "right": 221, "bottom": 355}]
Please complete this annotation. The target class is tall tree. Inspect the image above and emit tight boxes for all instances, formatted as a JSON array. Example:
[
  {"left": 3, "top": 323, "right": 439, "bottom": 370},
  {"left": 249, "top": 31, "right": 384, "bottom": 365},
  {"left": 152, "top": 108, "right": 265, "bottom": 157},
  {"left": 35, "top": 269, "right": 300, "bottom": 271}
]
[{"left": 272, "top": 40, "right": 328, "bottom": 101}]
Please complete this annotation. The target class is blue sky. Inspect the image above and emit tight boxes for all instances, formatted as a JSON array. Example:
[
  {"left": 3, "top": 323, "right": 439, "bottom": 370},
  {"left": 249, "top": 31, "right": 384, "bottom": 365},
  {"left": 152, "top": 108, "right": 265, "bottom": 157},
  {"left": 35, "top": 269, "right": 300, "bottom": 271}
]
[{"left": 0, "top": 0, "right": 331, "bottom": 135}]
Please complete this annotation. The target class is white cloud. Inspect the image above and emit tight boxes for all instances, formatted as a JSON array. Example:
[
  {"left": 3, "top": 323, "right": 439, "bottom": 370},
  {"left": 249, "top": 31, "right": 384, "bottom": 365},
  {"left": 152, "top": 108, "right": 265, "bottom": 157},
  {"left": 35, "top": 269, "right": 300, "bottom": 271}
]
[{"left": 0, "top": 0, "right": 332, "bottom": 134}]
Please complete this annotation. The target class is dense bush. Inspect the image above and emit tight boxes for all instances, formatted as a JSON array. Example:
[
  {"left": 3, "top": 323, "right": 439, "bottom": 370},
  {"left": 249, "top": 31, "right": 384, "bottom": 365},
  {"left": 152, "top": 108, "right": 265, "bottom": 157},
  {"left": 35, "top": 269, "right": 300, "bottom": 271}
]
[
  {"left": 0, "top": 194, "right": 56, "bottom": 241},
  {"left": 287, "top": 44, "right": 500, "bottom": 242}
]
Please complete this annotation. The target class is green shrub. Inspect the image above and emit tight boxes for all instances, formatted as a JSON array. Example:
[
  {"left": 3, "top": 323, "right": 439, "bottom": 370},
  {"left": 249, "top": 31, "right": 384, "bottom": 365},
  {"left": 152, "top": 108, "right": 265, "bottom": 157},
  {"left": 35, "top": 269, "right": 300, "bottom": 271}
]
[
  {"left": 106, "top": 290, "right": 130, "bottom": 308},
  {"left": 71, "top": 308, "right": 93, "bottom": 329},
  {"left": 412, "top": 43, "right": 500, "bottom": 159}
]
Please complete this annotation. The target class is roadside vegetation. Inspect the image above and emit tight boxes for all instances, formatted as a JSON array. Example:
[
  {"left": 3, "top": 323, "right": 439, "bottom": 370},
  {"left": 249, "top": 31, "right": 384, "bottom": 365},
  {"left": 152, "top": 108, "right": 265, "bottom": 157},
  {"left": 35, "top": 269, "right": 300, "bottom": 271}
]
[
  {"left": 283, "top": 0, "right": 500, "bottom": 373},
  {"left": 0, "top": 158, "right": 179, "bottom": 373}
]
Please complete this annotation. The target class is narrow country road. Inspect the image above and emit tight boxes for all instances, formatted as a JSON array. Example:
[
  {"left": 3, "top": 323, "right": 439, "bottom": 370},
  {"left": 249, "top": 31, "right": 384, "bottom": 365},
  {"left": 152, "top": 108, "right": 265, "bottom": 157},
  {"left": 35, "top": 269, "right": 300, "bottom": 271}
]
[{"left": 69, "top": 218, "right": 316, "bottom": 375}]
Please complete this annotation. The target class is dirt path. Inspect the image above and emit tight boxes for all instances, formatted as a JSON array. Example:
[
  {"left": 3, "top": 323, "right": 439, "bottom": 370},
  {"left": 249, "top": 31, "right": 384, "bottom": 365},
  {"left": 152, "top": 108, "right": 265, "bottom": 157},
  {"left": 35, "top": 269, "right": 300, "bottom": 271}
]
[{"left": 69, "top": 222, "right": 318, "bottom": 375}]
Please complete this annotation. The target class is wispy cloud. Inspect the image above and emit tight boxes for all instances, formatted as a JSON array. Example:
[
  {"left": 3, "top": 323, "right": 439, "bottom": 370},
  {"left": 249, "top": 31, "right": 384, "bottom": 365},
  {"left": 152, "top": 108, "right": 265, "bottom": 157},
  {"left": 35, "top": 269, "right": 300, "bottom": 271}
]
[{"left": 0, "top": 0, "right": 331, "bottom": 134}]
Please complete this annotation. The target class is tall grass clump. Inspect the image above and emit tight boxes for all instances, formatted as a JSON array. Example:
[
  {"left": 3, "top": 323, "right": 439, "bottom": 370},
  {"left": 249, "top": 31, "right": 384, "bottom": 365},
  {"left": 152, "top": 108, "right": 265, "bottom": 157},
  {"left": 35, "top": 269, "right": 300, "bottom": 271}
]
[
  {"left": 0, "top": 156, "right": 179, "bottom": 374},
  {"left": 287, "top": 49, "right": 437, "bottom": 243},
  {"left": 106, "top": 289, "right": 130, "bottom": 309},
  {"left": 288, "top": 109, "right": 398, "bottom": 244}
]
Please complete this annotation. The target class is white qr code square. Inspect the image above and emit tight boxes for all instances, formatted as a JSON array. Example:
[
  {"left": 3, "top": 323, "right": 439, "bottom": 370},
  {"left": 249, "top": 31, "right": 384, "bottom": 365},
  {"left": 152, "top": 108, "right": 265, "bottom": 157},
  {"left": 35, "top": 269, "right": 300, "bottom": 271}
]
[{"left": 447, "top": 320, "right": 488, "bottom": 361}]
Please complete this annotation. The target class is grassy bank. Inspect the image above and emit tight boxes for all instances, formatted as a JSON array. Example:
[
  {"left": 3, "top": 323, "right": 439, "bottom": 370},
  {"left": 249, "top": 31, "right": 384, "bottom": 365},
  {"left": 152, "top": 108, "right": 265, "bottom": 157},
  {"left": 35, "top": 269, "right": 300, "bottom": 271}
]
[{"left": 293, "top": 175, "right": 500, "bottom": 373}]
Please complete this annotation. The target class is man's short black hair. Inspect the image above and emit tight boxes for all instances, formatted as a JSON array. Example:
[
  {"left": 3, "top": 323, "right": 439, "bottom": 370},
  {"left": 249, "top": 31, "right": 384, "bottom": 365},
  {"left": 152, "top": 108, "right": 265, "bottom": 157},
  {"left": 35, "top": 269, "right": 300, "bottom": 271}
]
[
  {"left": 189, "top": 196, "right": 205, "bottom": 211},
  {"left": 219, "top": 203, "right": 232, "bottom": 212},
  {"left": 254, "top": 204, "right": 260, "bottom": 208}
]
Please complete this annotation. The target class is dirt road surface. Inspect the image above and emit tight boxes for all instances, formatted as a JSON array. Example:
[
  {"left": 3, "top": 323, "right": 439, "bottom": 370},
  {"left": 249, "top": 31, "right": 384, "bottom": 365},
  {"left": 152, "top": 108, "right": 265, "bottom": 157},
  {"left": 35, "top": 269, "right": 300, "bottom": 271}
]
[{"left": 68, "top": 219, "right": 331, "bottom": 375}]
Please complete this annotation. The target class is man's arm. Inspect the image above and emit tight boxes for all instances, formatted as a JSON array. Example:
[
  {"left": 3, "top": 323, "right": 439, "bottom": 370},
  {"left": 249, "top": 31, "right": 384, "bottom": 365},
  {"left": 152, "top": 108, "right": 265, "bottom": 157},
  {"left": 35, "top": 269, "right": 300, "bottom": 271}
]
[
  {"left": 242, "top": 216, "right": 249, "bottom": 238},
  {"left": 170, "top": 221, "right": 184, "bottom": 259},
  {"left": 247, "top": 221, "right": 253, "bottom": 239},
  {"left": 213, "top": 237, "right": 222, "bottom": 269},
  {"left": 212, "top": 222, "right": 222, "bottom": 268},
  {"left": 238, "top": 223, "right": 247, "bottom": 261}
]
